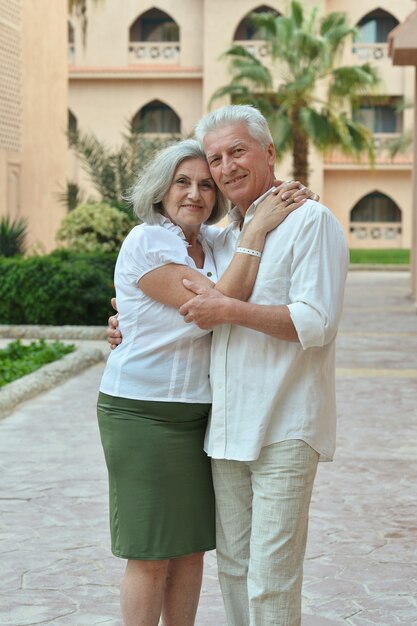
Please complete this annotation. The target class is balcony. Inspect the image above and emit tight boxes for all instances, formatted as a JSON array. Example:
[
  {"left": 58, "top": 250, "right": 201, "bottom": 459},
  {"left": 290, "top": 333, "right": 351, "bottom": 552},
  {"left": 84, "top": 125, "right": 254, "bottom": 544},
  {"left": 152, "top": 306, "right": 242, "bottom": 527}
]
[
  {"left": 238, "top": 40, "right": 269, "bottom": 60},
  {"left": 128, "top": 41, "right": 180, "bottom": 65},
  {"left": 348, "top": 43, "right": 405, "bottom": 92},
  {"left": 324, "top": 133, "right": 413, "bottom": 168},
  {"left": 351, "top": 42, "right": 389, "bottom": 61},
  {"left": 349, "top": 222, "right": 402, "bottom": 248}
]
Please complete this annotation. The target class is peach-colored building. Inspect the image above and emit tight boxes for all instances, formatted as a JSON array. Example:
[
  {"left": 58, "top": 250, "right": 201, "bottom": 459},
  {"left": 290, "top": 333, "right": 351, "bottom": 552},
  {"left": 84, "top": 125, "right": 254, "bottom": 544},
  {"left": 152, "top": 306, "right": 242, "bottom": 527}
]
[
  {"left": 67, "top": 0, "right": 415, "bottom": 251},
  {"left": 389, "top": 4, "right": 417, "bottom": 299},
  {"left": 1, "top": 1, "right": 415, "bottom": 254},
  {"left": 0, "top": 0, "right": 67, "bottom": 252}
]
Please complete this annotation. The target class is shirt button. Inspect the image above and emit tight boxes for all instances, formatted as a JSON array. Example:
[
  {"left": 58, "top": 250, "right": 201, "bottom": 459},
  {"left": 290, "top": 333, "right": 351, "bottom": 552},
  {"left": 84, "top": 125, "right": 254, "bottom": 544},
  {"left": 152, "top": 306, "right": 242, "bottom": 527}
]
[{"left": 207, "top": 271, "right": 212, "bottom": 277}]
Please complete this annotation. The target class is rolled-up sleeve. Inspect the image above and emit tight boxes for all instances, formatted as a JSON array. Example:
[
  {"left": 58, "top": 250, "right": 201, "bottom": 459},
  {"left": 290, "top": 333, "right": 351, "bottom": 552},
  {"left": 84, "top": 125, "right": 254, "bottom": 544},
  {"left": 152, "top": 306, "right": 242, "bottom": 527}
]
[{"left": 287, "top": 206, "right": 349, "bottom": 350}]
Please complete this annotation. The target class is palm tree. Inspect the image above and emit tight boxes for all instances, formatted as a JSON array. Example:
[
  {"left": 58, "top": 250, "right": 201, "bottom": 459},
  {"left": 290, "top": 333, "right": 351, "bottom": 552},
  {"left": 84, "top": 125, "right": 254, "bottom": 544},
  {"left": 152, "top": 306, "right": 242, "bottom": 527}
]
[
  {"left": 68, "top": 124, "right": 170, "bottom": 215},
  {"left": 212, "top": 1, "right": 380, "bottom": 185}
]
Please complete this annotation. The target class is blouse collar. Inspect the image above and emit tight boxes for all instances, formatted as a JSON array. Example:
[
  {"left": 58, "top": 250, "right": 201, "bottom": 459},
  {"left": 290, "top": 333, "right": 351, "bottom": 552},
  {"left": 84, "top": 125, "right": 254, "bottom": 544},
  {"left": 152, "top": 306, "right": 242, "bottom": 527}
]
[{"left": 154, "top": 212, "right": 208, "bottom": 247}]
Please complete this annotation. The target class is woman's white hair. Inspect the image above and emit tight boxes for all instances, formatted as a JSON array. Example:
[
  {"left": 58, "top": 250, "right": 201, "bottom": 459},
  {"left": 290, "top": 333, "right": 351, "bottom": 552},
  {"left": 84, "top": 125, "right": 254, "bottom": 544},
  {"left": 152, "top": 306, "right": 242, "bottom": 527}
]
[
  {"left": 127, "top": 139, "right": 228, "bottom": 224},
  {"left": 194, "top": 104, "right": 273, "bottom": 148}
]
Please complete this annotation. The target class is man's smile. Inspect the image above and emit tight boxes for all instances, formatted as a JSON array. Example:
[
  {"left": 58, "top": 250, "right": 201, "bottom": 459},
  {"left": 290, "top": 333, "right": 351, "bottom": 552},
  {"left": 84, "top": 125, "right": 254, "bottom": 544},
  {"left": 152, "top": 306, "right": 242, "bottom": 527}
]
[{"left": 224, "top": 173, "right": 247, "bottom": 186}]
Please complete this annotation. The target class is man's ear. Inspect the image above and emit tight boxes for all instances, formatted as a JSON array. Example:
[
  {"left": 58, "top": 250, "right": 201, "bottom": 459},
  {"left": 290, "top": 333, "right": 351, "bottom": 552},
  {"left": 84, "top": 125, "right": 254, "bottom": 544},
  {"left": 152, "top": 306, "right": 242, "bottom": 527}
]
[{"left": 267, "top": 142, "right": 276, "bottom": 167}]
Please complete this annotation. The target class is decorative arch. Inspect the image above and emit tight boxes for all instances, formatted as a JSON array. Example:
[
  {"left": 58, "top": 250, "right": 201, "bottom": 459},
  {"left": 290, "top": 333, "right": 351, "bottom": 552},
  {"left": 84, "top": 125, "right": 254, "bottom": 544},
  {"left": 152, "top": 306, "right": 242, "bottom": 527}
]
[
  {"left": 355, "top": 8, "right": 399, "bottom": 44},
  {"left": 129, "top": 8, "right": 179, "bottom": 42},
  {"left": 350, "top": 191, "right": 402, "bottom": 223},
  {"left": 233, "top": 5, "right": 281, "bottom": 40},
  {"left": 133, "top": 100, "right": 181, "bottom": 134}
]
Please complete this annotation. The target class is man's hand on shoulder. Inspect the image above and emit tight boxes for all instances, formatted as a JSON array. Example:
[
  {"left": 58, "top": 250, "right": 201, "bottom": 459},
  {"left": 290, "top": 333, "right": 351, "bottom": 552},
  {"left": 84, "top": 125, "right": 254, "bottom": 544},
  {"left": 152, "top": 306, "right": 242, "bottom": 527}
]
[{"left": 107, "top": 297, "right": 122, "bottom": 349}]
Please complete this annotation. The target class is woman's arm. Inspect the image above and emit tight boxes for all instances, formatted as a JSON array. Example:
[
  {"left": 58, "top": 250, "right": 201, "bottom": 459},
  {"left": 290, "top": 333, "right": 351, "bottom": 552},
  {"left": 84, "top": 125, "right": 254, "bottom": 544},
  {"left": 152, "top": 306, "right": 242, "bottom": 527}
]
[{"left": 139, "top": 184, "right": 305, "bottom": 309}]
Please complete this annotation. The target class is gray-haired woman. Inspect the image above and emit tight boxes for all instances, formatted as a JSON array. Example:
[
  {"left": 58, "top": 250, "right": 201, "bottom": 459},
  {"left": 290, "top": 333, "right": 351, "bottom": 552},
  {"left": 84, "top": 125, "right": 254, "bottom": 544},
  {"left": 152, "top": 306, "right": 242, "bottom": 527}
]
[{"left": 97, "top": 138, "right": 307, "bottom": 626}]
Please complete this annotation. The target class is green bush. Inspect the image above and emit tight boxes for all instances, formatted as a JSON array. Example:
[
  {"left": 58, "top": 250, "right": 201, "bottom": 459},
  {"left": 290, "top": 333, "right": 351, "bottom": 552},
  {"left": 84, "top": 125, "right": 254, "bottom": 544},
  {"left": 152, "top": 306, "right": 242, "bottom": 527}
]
[
  {"left": 0, "top": 249, "right": 117, "bottom": 325},
  {"left": 0, "top": 215, "right": 28, "bottom": 257},
  {"left": 0, "top": 339, "right": 75, "bottom": 388},
  {"left": 56, "top": 201, "right": 133, "bottom": 253}
]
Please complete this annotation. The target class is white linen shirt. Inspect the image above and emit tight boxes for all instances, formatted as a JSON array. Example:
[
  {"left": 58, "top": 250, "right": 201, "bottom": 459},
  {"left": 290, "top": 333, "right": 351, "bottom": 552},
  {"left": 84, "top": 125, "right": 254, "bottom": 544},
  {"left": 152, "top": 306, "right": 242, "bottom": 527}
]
[
  {"left": 205, "top": 193, "right": 349, "bottom": 462},
  {"left": 100, "top": 214, "right": 219, "bottom": 403}
]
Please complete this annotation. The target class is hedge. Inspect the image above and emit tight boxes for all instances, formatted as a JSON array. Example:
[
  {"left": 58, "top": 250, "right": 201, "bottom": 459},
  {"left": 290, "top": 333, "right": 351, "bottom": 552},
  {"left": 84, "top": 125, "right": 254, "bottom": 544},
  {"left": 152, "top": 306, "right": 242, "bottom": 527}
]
[{"left": 0, "top": 249, "right": 117, "bottom": 325}]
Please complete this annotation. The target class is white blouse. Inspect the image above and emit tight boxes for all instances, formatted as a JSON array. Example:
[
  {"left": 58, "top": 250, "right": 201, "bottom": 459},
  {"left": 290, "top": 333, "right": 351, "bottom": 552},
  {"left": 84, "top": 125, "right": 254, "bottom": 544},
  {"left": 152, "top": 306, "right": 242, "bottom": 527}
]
[{"left": 100, "top": 214, "right": 219, "bottom": 403}]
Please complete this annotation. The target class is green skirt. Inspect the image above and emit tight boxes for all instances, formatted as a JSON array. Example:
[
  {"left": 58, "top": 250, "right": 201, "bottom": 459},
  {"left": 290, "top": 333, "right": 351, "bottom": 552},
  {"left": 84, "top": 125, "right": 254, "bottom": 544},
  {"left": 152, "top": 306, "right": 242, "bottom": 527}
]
[{"left": 97, "top": 392, "right": 215, "bottom": 560}]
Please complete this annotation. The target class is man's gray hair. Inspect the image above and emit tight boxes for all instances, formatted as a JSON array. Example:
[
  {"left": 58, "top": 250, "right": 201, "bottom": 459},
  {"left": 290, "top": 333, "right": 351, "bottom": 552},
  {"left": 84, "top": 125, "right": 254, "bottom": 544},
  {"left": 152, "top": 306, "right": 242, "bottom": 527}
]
[
  {"left": 128, "top": 139, "right": 229, "bottom": 224},
  {"left": 195, "top": 104, "right": 273, "bottom": 149}
]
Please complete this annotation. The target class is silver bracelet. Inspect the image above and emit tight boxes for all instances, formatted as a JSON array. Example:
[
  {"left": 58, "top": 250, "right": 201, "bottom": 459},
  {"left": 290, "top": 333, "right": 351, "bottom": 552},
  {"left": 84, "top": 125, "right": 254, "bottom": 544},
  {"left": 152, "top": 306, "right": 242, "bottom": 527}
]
[{"left": 236, "top": 247, "right": 262, "bottom": 258}]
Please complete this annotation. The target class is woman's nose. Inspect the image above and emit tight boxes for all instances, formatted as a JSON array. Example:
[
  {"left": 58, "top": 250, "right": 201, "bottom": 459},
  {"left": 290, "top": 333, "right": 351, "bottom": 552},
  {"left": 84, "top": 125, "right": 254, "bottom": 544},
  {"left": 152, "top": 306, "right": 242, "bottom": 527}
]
[{"left": 188, "top": 184, "right": 201, "bottom": 199}]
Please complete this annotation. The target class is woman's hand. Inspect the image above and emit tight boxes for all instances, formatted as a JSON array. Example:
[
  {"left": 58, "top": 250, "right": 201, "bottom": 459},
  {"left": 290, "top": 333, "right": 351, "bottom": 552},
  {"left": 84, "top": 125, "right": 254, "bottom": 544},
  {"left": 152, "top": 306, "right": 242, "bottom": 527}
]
[
  {"left": 248, "top": 185, "right": 307, "bottom": 236},
  {"left": 274, "top": 179, "right": 320, "bottom": 203}
]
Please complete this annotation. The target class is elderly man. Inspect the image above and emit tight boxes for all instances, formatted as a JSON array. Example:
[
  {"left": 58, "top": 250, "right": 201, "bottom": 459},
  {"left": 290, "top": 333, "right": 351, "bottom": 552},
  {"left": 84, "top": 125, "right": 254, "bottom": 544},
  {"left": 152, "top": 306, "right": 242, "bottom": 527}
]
[{"left": 109, "top": 105, "right": 348, "bottom": 626}]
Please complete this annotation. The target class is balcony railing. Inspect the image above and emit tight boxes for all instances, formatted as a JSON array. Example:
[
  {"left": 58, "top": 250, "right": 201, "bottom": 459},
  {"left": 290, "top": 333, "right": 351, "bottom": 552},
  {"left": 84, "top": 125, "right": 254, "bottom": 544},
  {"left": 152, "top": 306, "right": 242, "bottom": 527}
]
[
  {"left": 237, "top": 40, "right": 269, "bottom": 60},
  {"left": 351, "top": 42, "right": 388, "bottom": 61},
  {"left": 129, "top": 41, "right": 180, "bottom": 64},
  {"left": 349, "top": 222, "right": 402, "bottom": 248}
]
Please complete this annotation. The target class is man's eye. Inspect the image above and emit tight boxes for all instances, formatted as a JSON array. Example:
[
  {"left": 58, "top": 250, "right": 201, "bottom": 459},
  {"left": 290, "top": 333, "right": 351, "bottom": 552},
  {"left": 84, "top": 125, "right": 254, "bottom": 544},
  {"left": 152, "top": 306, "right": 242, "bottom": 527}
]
[
  {"left": 201, "top": 182, "right": 214, "bottom": 189},
  {"left": 209, "top": 157, "right": 220, "bottom": 166}
]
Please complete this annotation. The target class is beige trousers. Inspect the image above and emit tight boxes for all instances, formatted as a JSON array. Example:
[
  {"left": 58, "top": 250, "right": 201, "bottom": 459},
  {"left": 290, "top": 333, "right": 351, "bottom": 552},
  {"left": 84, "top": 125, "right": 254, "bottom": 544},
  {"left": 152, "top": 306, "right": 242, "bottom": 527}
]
[{"left": 211, "top": 439, "right": 319, "bottom": 626}]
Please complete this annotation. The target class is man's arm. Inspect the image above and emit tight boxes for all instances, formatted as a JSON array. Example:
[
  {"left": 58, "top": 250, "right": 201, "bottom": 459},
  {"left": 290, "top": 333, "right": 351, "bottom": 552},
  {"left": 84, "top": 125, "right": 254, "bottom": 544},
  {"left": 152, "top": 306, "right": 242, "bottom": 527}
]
[
  {"left": 180, "top": 206, "right": 349, "bottom": 347},
  {"left": 179, "top": 282, "right": 299, "bottom": 341}
]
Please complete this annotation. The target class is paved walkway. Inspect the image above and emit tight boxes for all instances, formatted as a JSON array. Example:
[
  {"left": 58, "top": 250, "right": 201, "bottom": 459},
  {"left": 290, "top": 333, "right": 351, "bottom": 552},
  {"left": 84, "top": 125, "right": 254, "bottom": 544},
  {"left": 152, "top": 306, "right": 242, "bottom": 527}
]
[{"left": 1, "top": 271, "right": 417, "bottom": 626}]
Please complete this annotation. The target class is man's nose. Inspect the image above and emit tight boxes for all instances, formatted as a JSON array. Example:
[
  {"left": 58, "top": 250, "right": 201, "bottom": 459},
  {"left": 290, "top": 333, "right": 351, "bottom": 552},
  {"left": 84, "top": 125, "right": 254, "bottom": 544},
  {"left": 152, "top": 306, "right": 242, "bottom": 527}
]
[{"left": 221, "top": 155, "right": 236, "bottom": 175}]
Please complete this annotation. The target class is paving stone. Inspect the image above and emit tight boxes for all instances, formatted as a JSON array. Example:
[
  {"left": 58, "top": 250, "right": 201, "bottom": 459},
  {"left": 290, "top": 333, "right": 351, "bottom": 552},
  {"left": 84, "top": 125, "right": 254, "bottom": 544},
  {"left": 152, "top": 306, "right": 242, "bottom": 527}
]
[{"left": 1, "top": 271, "right": 417, "bottom": 625}]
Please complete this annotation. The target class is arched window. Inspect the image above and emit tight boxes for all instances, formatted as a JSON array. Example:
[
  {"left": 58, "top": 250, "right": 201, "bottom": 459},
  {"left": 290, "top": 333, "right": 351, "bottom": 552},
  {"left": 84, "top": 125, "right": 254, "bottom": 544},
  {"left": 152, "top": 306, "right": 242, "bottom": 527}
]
[
  {"left": 68, "top": 109, "right": 77, "bottom": 135},
  {"left": 133, "top": 101, "right": 181, "bottom": 134},
  {"left": 351, "top": 192, "right": 401, "bottom": 222},
  {"left": 355, "top": 9, "right": 399, "bottom": 44},
  {"left": 234, "top": 5, "right": 280, "bottom": 40},
  {"left": 130, "top": 8, "right": 179, "bottom": 42}
]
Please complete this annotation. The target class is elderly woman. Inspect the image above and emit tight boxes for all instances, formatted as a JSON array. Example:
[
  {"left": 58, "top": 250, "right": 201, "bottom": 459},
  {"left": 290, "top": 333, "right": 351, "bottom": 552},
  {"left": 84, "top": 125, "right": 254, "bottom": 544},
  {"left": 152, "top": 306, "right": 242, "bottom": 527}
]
[{"left": 97, "top": 138, "right": 307, "bottom": 626}]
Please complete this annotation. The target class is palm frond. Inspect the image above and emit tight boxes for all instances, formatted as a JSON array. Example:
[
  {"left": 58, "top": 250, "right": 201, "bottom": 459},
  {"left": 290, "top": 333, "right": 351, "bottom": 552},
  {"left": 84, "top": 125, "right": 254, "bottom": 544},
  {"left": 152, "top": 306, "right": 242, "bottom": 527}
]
[
  {"left": 290, "top": 0, "right": 304, "bottom": 28},
  {"left": 383, "top": 131, "right": 413, "bottom": 159},
  {"left": 329, "top": 64, "right": 380, "bottom": 101}
]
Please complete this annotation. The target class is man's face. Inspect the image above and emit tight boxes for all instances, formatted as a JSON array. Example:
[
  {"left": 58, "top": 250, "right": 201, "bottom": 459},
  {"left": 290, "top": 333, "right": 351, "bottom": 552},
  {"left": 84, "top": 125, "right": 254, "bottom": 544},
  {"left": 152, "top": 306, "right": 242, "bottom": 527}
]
[{"left": 203, "top": 122, "right": 276, "bottom": 214}]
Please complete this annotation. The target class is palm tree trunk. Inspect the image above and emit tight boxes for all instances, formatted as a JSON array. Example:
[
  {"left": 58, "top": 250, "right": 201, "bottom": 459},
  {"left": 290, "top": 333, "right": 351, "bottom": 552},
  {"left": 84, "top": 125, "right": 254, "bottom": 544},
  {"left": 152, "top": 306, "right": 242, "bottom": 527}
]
[{"left": 291, "top": 109, "right": 309, "bottom": 186}]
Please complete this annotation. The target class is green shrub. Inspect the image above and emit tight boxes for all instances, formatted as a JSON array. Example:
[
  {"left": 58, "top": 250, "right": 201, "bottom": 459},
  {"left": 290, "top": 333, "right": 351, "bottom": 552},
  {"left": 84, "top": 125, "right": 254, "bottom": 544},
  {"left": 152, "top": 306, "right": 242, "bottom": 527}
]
[
  {"left": 0, "top": 339, "right": 75, "bottom": 388},
  {"left": 0, "top": 215, "right": 28, "bottom": 257},
  {"left": 0, "top": 249, "right": 117, "bottom": 325},
  {"left": 56, "top": 201, "right": 133, "bottom": 253}
]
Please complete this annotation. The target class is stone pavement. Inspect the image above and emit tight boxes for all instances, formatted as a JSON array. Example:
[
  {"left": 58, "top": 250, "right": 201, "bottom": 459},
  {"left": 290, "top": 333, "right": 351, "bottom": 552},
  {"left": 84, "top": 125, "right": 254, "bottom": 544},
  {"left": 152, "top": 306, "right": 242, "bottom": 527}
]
[{"left": 0, "top": 270, "right": 417, "bottom": 626}]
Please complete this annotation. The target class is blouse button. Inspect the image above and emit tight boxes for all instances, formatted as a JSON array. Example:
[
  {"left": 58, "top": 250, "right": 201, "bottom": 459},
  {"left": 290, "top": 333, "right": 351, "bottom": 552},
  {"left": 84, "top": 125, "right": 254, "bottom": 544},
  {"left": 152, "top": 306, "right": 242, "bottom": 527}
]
[{"left": 207, "top": 271, "right": 212, "bottom": 277}]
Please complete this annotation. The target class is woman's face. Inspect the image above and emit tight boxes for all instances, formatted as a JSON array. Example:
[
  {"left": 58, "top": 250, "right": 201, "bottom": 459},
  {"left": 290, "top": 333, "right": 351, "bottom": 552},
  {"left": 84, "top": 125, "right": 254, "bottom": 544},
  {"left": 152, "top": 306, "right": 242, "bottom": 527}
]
[{"left": 162, "top": 158, "right": 216, "bottom": 232}]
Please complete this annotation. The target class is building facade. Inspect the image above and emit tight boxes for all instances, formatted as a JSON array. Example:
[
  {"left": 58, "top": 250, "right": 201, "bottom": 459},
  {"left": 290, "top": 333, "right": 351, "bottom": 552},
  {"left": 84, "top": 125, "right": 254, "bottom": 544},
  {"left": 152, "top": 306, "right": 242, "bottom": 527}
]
[
  {"left": 67, "top": 0, "right": 414, "bottom": 249},
  {"left": 0, "top": 0, "right": 67, "bottom": 252}
]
